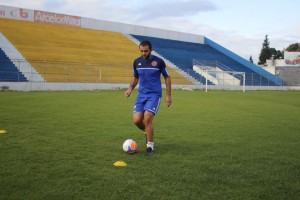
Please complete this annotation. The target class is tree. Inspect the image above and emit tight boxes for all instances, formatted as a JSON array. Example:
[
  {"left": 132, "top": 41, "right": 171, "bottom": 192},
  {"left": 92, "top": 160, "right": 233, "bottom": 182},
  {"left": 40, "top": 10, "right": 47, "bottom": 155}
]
[
  {"left": 249, "top": 56, "right": 253, "bottom": 63},
  {"left": 285, "top": 43, "right": 300, "bottom": 52},
  {"left": 270, "top": 48, "right": 283, "bottom": 59},
  {"left": 258, "top": 35, "right": 272, "bottom": 65}
]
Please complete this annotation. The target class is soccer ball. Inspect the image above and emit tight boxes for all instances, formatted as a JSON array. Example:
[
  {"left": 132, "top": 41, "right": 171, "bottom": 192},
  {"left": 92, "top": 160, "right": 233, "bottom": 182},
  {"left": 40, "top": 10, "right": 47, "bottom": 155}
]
[{"left": 123, "top": 139, "right": 138, "bottom": 153}]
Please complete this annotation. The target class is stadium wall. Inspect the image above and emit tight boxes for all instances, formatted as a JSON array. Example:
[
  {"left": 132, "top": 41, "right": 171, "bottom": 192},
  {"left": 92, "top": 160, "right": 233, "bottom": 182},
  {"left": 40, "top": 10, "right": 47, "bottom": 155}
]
[
  {"left": 276, "top": 66, "right": 300, "bottom": 86},
  {"left": 0, "top": 5, "right": 204, "bottom": 44},
  {"left": 0, "top": 82, "right": 299, "bottom": 91}
]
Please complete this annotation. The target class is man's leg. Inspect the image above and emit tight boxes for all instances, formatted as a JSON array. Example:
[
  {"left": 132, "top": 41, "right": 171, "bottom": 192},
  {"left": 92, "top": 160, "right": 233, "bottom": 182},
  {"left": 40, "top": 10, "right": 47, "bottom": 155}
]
[
  {"left": 143, "top": 97, "right": 160, "bottom": 154},
  {"left": 133, "top": 112, "right": 145, "bottom": 131},
  {"left": 133, "top": 112, "right": 148, "bottom": 145},
  {"left": 143, "top": 111, "right": 154, "bottom": 143},
  {"left": 144, "top": 111, "right": 155, "bottom": 154}
]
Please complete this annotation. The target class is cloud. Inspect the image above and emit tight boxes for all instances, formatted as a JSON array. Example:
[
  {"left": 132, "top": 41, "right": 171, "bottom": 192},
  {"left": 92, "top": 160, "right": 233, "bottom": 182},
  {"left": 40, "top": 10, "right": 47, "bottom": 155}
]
[
  {"left": 0, "top": 0, "right": 43, "bottom": 9},
  {"left": 50, "top": 0, "right": 137, "bottom": 23},
  {"left": 41, "top": 0, "right": 68, "bottom": 11},
  {"left": 271, "top": 23, "right": 300, "bottom": 48},
  {"left": 136, "top": 0, "right": 218, "bottom": 20}
]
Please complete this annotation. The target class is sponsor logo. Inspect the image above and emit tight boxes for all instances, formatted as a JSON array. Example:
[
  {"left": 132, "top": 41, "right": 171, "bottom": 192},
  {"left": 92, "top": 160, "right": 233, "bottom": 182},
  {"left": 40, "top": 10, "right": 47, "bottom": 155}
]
[
  {"left": 34, "top": 11, "right": 81, "bottom": 27},
  {"left": 10, "top": 8, "right": 29, "bottom": 18},
  {"left": 151, "top": 61, "right": 158, "bottom": 67},
  {"left": 0, "top": 8, "right": 29, "bottom": 19}
]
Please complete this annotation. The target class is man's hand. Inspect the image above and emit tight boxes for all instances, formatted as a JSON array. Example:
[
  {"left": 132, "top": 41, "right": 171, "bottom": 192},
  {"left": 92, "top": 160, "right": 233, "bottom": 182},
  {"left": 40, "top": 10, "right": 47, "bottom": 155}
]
[
  {"left": 125, "top": 77, "right": 138, "bottom": 98},
  {"left": 125, "top": 89, "right": 132, "bottom": 97},
  {"left": 166, "top": 95, "right": 172, "bottom": 107}
]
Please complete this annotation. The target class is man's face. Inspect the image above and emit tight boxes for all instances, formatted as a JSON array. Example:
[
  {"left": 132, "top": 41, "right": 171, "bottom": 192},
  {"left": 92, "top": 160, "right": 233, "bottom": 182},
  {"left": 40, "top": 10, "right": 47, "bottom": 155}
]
[{"left": 139, "top": 45, "right": 151, "bottom": 59}]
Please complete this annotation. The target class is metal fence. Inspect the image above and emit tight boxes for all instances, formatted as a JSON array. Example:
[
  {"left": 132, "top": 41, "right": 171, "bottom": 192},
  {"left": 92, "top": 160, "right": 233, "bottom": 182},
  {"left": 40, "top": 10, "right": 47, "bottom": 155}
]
[
  {"left": 0, "top": 59, "right": 193, "bottom": 85},
  {"left": 0, "top": 59, "right": 132, "bottom": 83},
  {"left": 1, "top": 59, "right": 299, "bottom": 86},
  {"left": 184, "top": 68, "right": 282, "bottom": 86}
]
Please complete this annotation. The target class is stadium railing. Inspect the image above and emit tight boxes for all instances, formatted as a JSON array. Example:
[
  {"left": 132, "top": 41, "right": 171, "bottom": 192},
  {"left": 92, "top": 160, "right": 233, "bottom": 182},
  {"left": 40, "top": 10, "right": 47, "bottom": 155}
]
[{"left": 0, "top": 59, "right": 191, "bottom": 84}]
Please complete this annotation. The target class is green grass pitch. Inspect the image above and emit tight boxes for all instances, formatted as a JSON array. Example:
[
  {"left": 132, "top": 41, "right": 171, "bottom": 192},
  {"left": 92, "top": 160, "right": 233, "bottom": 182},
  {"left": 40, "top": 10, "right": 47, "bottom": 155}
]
[{"left": 0, "top": 90, "right": 299, "bottom": 199}]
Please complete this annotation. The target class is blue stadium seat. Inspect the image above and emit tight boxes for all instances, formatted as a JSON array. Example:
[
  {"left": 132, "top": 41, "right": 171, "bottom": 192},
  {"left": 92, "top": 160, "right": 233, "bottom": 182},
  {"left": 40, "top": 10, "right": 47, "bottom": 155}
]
[
  {"left": 0, "top": 48, "right": 27, "bottom": 82},
  {"left": 131, "top": 35, "right": 277, "bottom": 86}
]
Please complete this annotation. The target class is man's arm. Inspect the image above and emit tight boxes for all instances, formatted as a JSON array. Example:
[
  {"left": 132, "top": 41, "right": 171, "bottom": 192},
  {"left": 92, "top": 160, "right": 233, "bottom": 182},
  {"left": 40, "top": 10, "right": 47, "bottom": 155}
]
[
  {"left": 165, "top": 76, "right": 172, "bottom": 107},
  {"left": 125, "top": 77, "right": 139, "bottom": 97}
]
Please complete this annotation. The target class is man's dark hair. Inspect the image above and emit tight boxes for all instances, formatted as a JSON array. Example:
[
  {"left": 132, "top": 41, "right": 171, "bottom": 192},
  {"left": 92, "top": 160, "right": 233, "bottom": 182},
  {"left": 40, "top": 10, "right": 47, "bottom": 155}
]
[{"left": 139, "top": 40, "right": 152, "bottom": 50}]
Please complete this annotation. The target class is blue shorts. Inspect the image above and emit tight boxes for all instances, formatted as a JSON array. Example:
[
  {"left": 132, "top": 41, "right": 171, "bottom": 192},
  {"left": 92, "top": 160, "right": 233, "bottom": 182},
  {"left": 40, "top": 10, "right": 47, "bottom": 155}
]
[{"left": 133, "top": 96, "right": 161, "bottom": 115}]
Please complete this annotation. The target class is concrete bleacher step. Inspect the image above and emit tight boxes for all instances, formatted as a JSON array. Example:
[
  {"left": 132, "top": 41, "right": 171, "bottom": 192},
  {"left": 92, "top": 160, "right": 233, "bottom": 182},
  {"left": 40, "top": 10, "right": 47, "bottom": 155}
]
[
  {"left": 0, "top": 32, "right": 45, "bottom": 82},
  {"left": 0, "top": 18, "right": 138, "bottom": 83},
  {"left": 0, "top": 48, "right": 27, "bottom": 81},
  {"left": 159, "top": 57, "right": 201, "bottom": 85},
  {"left": 0, "top": 18, "right": 192, "bottom": 84},
  {"left": 130, "top": 34, "right": 281, "bottom": 86}
]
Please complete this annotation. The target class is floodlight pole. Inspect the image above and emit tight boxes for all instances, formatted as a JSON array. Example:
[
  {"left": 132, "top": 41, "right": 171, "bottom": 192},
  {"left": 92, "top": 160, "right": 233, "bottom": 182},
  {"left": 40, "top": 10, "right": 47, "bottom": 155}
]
[
  {"left": 205, "top": 70, "right": 208, "bottom": 93},
  {"left": 243, "top": 72, "right": 245, "bottom": 92},
  {"left": 99, "top": 66, "right": 102, "bottom": 83}
]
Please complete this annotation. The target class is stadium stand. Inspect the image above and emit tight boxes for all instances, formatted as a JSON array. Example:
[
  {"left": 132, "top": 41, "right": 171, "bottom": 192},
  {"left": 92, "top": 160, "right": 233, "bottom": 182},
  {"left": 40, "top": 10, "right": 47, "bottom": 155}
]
[
  {"left": 0, "top": 18, "right": 192, "bottom": 84},
  {"left": 131, "top": 34, "right": 279, "bottom": 86},
  {"left": 0, "top": 48, "right": 27, "bottom": 82}
]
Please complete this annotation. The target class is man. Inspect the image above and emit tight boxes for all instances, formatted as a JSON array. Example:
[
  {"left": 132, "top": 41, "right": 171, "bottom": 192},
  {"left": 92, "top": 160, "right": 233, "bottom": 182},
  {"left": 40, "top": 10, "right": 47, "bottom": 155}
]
[{"left": 125, "top": 40, "right": 172, "bottom": 155}]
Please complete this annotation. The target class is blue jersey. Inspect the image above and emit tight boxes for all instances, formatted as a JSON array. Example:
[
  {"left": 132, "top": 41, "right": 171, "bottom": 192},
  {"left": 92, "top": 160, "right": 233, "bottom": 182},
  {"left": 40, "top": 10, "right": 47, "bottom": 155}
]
[{"left": 133, "top": 54, "right": 169, "bottom": 97}]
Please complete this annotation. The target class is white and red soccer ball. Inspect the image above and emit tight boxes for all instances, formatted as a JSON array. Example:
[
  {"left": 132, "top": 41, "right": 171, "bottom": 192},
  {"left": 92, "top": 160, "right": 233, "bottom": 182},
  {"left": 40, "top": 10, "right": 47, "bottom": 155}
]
[{"left": 123, "top": 139, "right": 137, "bottom": 153}]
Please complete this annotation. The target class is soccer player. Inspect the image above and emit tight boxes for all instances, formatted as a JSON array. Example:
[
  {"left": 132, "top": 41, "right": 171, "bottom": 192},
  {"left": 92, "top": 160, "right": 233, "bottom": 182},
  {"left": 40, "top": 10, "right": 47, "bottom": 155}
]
[{"left": 125, "top": 40, "right": 172, "bottom": 154}]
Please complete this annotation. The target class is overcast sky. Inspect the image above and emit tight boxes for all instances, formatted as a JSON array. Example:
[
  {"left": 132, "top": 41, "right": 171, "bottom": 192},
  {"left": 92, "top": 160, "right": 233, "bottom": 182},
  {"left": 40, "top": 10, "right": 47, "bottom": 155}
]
[{"left": 1, "top": 0, "right": 299, "bottom": 63}]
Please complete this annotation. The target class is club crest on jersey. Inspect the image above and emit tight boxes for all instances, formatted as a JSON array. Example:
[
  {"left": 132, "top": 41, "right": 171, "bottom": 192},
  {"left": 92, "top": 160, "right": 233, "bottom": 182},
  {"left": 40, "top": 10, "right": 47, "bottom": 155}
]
[{"left": 151, "top": 61, "right": 158, "bottom": 67}]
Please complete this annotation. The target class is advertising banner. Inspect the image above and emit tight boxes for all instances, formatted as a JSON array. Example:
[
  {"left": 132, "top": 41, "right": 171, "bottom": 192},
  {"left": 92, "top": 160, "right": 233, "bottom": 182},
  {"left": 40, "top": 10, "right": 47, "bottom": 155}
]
[
  {"left": 0, "top": 5, "right": 34, "bottom": 21},
  {"left": 34, "top": 10, "right": 81, "bottom": 27}
]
